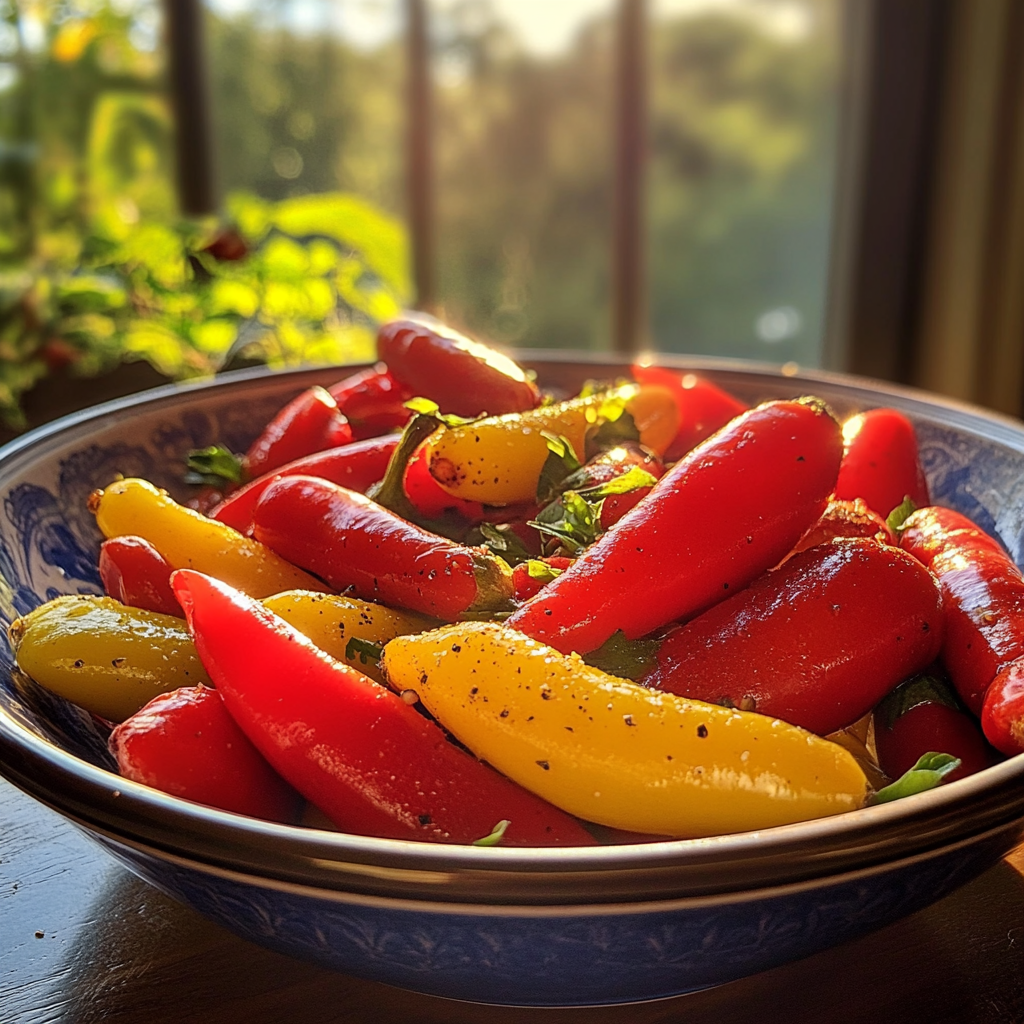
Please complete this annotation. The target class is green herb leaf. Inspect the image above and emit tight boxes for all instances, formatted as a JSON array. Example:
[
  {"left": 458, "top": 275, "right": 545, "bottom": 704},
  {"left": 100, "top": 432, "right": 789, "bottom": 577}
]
[
  {"left": 583, "top": 629, "right": 661, "bottom": 681},
  {"left": 472, "top": 819, "right": 511, "bottom": 847},
  {"left": 868, "top": 752, "right": 962, "bottom": 805},
  {"left": 477, "top": 522, "right": 534, "bottom": 566},
  {"left": 886, "top": 496, "right": 918, "bottom": 534},
  {"left": 536, "top": 432, "right": 583, "bottom": 503},
  {"left": 345, "top": 636, "right": 385, "bottom": 667},
  {"left": 185, "top": 445, "right": 245, "bottom": 486},
  {"left": 403, "top": 396, "right": 479, "bottom": 429},
  {"left": 530, "top": 491, "right": 602, "bottom": 552},
  {"left": 586, "top": 407, "right": 640, "bottom": 457},
  {"left": 525, "top": 559, "right": 565, "bottom": 583},
  {"left": 577, "top": 465, "right": 657, "bottom": 500}
]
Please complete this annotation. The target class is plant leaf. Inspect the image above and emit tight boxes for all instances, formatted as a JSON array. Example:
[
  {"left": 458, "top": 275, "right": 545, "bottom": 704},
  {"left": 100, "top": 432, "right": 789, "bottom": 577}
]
[
  {"left": 525, "top": 559, "right": 565, "bottom": 582},
  {"left": 886, "top": 496, "right": 918, "bottom": 534},
  {"left": 345, "top": 636, "right": 385, "bottom": 667},
  {"left": 472, "top": 819, "right": 511, "bottom": 847},
  {"left": 185, "top": 445, "right": 244, "bottom": 486},
  {"left": 583, "top": 629, "right": 661, "bottom": 681},
  {"left": 868, "top": 752, "right": 961, "bottom": 805},
  {"left": 577, "top": 465, "right": 657, "bottom": 500},
  {"left": 536, "top": 432, "right": 583, "bottom": 504},
  {"left": 477, "top": 523, "right": 534, "bottom": 566},
  {"left": 530, "top": 491, "right": 602, "bottom": 552}
]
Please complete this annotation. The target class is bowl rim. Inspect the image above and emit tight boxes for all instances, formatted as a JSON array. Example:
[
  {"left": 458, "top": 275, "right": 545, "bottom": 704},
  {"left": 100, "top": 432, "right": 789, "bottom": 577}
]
[{"left": 1, "top": 355, "right": 1023, "bottom": 906}]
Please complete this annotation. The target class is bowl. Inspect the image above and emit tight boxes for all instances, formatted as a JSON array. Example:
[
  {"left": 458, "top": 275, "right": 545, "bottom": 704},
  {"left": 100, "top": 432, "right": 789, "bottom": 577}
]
[{"left": 1, "top": 355, "right": 1023, "bottom": 1008}]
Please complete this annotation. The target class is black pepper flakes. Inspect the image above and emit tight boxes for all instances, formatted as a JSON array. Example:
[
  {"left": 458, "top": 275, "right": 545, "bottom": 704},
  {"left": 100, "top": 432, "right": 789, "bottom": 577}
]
[
  {"left": 536, "top": 760, "right": 550, "bottom": 770},
  {"left": 697, "top": 724, "right": 708, "bottom": 738}
]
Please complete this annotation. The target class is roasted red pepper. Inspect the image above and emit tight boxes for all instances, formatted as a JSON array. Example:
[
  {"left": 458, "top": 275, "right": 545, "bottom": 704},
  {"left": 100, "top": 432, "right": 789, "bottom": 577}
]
[
  {"left": 244, "top": 385, "right": 353, "bottom": 479},
  {"left": 789, "top": 498, "right": 893, "bottom": 557},
  {"left": 900, "top": 506, "right": 1024, "bottom": 715},
  {"left": 641, "top": 539, "right": 943, "bottom": 735},
  {"left": 252, "top": 475, "right": 514, "bottom": 619},
  {"left": 508, "top": 399, "right": 843, "bottom": 655},
  {"left": 630, "top": 365, "right": 747, "bottom": 462},
  {"left": 99, "top": 535, "right": 181, "bottom": 617},
  {"left": 834, "top": 408, "right": 930, "bottom": 519},
  {"left": 512, "top": 556, "right": 574, "bottom": 603},
  {"left": 108, "top": 684, "right": 301, "bottom": 822},
  {"left": 172, "top": 570, "right": 596, "bottom": 845},
  {"left": 328, "top": 365, "right": 413, "bottom": 440},
  {"left": 874, "top": 672, "right": 991, "bottom": 782},
  {"left": 378, "top": 318, "right": 539, "bottom": 417},
  {"left": 981, "top": 657, "right": 1024, "bottom": 755},
  {"left": 209, "top": 435, "right": 398, "bottom": 534}
]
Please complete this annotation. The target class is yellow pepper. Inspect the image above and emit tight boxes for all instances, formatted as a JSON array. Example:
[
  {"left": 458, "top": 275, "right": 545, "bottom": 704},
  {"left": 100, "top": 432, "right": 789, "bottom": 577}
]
[
  {"left": 381, "top": 622, "right": 868, "bottom": 837},
  {"left": 263, "top": 591, "right": 434, "bottom": 684},
  {"left": 8, "top": 596, "right": 210, "bottom": 721},
  {"left": 426, "top": 383, "right": 679, "bottom": 505},
  {"left": 90, "top": 478, "right": 327, "bottom": 599}
]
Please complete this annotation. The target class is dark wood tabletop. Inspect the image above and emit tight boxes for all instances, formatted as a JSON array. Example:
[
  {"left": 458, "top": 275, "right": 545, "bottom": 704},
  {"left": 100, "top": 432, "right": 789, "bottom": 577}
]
[{"left": 1, "top": 776, "right": 1022, "bottom": 1024}]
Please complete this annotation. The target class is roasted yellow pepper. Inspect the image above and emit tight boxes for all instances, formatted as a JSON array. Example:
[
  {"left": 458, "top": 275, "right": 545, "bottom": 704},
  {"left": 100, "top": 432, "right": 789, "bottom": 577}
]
[
  {"left": 91, "top": 478, "right": 326, "bottom": 599},
  {"left": 381, "top": 622, "right": 869, "bottom": 837},
  {"left": 426, "top": 383, "right": 679, "bottom": 505},
  {"left": 263, "top": 591, "right": 433, "bottom": 684},
  {"left": 9, "top": 596, "right": 210, "bottom": 721}
]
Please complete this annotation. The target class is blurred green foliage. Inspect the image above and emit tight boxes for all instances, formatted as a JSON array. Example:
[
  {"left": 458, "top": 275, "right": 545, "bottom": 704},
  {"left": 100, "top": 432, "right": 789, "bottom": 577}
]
[
  {"left": 202, "top": 0, "right": 838, "bottom": 362},
  {"left": 0, "top": 0, "right": 838, "bottom": 427},
  {"left": 0, "top": 1, "right": 408, "bottom": 429}
]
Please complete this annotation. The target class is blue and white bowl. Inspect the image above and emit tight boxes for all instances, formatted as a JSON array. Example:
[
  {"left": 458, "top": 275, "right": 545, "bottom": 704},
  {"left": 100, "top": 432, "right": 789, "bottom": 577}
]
[{"left": 1, "top": 357, "right": 1023, "bottom": 1007}]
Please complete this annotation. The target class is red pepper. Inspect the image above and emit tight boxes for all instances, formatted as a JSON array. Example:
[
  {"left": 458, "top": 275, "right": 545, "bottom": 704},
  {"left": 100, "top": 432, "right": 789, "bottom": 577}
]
[
  {"left": 874, "top": 672, "right": 992, "bottom": 782},
  {"left": 328, "top": 365, "right": 413, "bottom": 440},
  {"left": 507, "top": 399, "right": 843, "bottom": 655},
  {"left": 244, "top": 386, "right": 353, "bottom": 480},
  {"left": 834, "top": 408, "right": 930, "bottom": 519},
  {"left": 378, "top": 318, "right": 539, "bottom": 417},
  {"left": 209, "top": 435, "right": 399, "bottom": 535},
  {"left": 900, "top": 506, "right": 1024, "bottom": 715},
  {"left": 404, "top": 445, "right": 487, "bottom": 522},
  {"left": 252, "top": 475, "right": 514, "bottom": 619},
  {"left": 512, "top": 556, "right": 574, "bottom": 603},
  {"left": 789, "top": 498, "right": 893, "bottom": 558},
  {"left": 99, "top": 536, "right": 181, "bottom": 617},
  {"left": 641, "top": 539, "right": 943, "bottom": 735},
  {"left": 981, "top": 657, "right": 1024, "bottom": 755},
  {"left": 108, "top": 684, "right": 300, "bottom": 822},
  {"left": 630, "top": 365, "right": 747, "bottom": 462},
  {"left": 172, "top": 571, "right": 596, "bottom": 845}
]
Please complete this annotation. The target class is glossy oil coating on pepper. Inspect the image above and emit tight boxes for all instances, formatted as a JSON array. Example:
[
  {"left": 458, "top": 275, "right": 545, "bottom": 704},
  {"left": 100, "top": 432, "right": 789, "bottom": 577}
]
[
  {"left": 174, "top": 571, "right": 596, "bottom": 846},
  {"left": 643, "top": 539, "right": 945, "bottom": 735},
  {"left": 426, "top": 384, "right": 679, "bottom": 506},
  {"left": 9, "top": 595, "right": 211, "bottom": 721},
  {"left": 92, "top": 478, "right": 328, "bottom": 599},
  {"left": 252, "top": 475, "right": 513, "bottom": 619},
  {"left": 378, "top": 318, "right": 540, "bottom": 417},
  {"left": 901, "top": 505, "right": 1024, "bottom": 714},
  {"left": 381, "top": 621, "right": 868, "bottom": 837},
  {"left": 109, "top": 685, "right": 301, "bottom": 822},
  {"left": 508, "top": 398, "right": 843, "bottom": 655}
]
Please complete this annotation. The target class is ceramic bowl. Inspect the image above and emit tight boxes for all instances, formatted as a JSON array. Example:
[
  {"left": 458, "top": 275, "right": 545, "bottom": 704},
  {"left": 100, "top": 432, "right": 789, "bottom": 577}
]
[{"left": 1, "top": 356, "right": 1023, "bottom": 1008}]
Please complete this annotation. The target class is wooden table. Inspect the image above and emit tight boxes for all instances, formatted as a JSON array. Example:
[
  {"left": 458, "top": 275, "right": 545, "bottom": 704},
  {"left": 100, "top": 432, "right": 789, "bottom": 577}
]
[{"left": 1, "top": 777, "right": 1022, "bottom": 1024}]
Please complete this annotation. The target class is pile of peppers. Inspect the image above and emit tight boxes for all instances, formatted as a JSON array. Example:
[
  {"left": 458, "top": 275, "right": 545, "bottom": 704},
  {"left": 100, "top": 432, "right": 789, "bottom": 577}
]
[{"left": 9, "top": 316, "right": 1023, "bottom": 847}]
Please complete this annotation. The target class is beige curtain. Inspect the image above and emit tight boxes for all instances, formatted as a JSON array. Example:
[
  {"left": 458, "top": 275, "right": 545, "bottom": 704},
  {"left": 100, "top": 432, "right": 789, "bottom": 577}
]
[{"left": 912, "top": 0, "right": 1024, "bottom": 417}]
